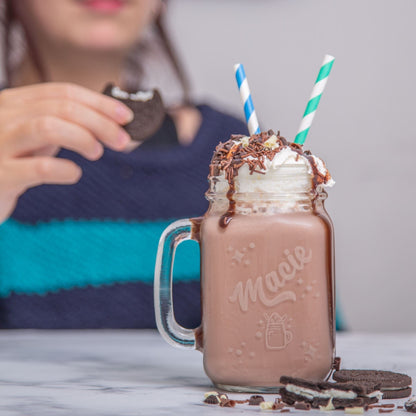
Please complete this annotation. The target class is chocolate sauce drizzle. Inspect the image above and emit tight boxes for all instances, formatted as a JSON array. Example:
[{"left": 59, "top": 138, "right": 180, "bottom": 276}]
[{"left": 209, "top": 130, "right": 332, "bottom": 228}]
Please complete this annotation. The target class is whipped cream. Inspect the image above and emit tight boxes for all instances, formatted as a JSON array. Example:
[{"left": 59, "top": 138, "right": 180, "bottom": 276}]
[{"left": 209, "top": 131, "right": 334, "bottom": 195}]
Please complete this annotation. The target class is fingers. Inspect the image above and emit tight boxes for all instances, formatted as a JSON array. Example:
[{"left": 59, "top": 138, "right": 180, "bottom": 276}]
[
  {"left": 0, "top": 156, "right": 82, "bottom": 224},
  {"left": 0, "top": 83, "right": 134, "bottom": 125},
  {"left": 4, "top": 157, "right": 82, "bottom": 193},
  {"left": 26, "top": 99, "right": 131, "bottom": 151},
  {"left": 3, "top": 116, "right": 104, "bottom": 160}
]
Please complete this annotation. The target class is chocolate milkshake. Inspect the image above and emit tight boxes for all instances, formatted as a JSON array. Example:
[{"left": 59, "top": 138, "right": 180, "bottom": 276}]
[
  {"left": 154, "top": 130, "right": 335, "bottom": 392},
  {"left": 200, "top": 130, "right": 335, "bottom": 390}
]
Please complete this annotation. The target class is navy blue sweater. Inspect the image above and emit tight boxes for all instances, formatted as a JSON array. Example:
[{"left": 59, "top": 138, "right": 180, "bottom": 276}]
[{"left": 0, "top": 105, "right": 248, "bottom": 328}]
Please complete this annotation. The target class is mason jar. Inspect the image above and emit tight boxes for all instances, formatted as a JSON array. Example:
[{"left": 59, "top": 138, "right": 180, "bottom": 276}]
[{"left": 154, "top": 163, "right": 335, "bottom": 392}]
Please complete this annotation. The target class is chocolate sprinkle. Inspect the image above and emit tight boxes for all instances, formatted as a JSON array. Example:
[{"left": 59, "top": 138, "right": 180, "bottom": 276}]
[
  {"left": 219, "top": 399, "right": 236, "bottom": 408},
  {"left": 209, "top": 130, "right": 332, "bottom": 228},
  {"left": 333, "top": 356, "right": 342, "bottom": 371},
  {"left": 379, "top": 409, "right": 394, "bottom": 413},
  {"left": 234, "top": 399, "right": 249, "bottom": 404},
  {"left": 295, "top": 402, "right": 312, "bottom": 410},
  {"left": 369, "top": 404, "right": 395, "bottom": 409}
]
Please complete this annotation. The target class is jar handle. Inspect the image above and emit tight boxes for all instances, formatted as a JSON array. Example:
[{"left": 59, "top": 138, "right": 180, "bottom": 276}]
[{"left": 154, "top": 219, "right": 200, "bottom": 350}]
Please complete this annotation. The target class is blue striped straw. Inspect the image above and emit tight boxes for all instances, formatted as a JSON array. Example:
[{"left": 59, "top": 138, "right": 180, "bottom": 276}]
[{"left": 234, "top": 63, "right": 261, "bottom": 135}]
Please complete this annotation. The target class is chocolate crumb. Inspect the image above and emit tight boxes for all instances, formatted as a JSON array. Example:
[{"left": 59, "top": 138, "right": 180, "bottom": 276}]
[
  {"left": 273, "top": 403, "right": 286, "bottom": 410},
  {"left": 234, "top": 399, "right": 249, "bottom": 404},
  {"left": 249, "top": 395, "right": 265, "bottom": 405},
  {"left": 379, "top": 409, "right": 394, "bottom": 413},
  {"left": 398, "top": 406, "right": 404, "bottom": 409},
  {"left": 281, "top": 409, "right": 291, "bottom": 413},
  {"left": 295, "top": 402, "right": 311, "bottom": 410},
  {"left": 204, "top": 395, "right": 219, "bottom": 405}
]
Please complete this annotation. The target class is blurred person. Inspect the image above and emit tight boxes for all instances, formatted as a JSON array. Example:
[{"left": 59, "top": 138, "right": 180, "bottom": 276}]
[{"left": 0, "top": 0, "right": 247, "bottom": 328}]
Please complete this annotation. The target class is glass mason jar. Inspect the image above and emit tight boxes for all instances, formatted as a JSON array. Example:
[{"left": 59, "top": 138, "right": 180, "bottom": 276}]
[{"left": 154, "top": 164, "right": 335, "bottom": 392}]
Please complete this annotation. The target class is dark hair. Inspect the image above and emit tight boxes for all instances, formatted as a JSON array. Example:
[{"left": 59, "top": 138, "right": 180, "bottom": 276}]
[{"left": 2, "top": 0, "right": 191, "bottom": 104}]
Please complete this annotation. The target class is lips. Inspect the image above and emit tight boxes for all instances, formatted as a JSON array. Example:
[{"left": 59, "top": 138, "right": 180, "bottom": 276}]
[{"left": 80, "top": 0, "right": 126, "bottom": 13}]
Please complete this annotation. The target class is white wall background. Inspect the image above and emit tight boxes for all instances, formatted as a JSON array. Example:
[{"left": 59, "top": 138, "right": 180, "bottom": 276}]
[{"left": 167, "top": 0, "right": 416, "bottom": 332}]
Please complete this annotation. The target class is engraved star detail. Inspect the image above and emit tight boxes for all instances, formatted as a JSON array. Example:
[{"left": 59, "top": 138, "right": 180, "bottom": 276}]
[{"left": 232, "top": 250, "right": 245, "bottom": 264}]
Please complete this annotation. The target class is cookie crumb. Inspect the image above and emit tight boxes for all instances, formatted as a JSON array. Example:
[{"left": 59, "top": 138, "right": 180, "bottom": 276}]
[
  {"left": 203, "top": 395, "right": 219, "bottom": 405},
  {"left": 249, "top": 395, "right": 265, "bottom": 405},
  {"left": 204, "top": 391, "right": 219, "bottom": 399},
  {"left": 405, "top": 396, "right": 416, "bottom": 413}
]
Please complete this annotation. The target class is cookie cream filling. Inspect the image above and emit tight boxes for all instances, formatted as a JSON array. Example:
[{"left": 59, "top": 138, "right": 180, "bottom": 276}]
[
  {"left": 286, "top": 384, "right": 383, "bottom": 401},
  {"left": 367, "top": 391, "right": 383, "bottom": 400},
  {"left": 381, "top": 387, "right": 408, "bottom": 391},
  {"left": 111, "top": 86, "right": 154, "bottom": 102},
  {"left": 285, "top": 384, "right": 357, "bottom": 400}
]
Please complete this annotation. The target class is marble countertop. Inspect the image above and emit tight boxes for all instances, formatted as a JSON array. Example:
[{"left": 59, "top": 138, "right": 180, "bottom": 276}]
[{"left": 1, "top": 330, "right": 415, "bottom": 416}]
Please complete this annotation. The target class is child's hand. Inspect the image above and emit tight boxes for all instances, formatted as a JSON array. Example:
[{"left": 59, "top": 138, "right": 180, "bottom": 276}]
[{"left": 0, "top": 82, "right": 133, "bottom": 223}]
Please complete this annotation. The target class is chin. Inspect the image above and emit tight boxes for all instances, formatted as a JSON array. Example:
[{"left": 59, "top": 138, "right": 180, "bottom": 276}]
[{"left": 72, "top": 24, "right": 136, "bottom": 51}]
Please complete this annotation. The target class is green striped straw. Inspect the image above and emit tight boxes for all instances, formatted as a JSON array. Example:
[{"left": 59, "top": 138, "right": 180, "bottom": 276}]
[{"left": 294, "top": 54, "right": 335, "bottom": 145}]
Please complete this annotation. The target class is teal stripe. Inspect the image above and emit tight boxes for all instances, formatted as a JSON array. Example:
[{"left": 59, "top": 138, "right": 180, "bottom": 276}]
[
  {"left": 303, "top": 94, "right": 321, "bottom": 117},
  {"left": 294, "top": 127, "right": 309, "bottom": 145},
  {"left": 316, "top": 60, "right": 334, "bottom": 83},
  {"left": 0, "top": 218, "right": 200, "bottom": 297}
]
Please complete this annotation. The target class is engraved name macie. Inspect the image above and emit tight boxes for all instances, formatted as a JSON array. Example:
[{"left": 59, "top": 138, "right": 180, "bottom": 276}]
[{"left": 229, "top": 246, "right": 312, "bottom": 312}]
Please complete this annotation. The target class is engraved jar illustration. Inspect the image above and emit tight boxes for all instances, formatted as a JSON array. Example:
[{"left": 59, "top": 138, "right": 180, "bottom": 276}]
[{"left": 265, "top": 313, "right": 293, "bottom": 350}]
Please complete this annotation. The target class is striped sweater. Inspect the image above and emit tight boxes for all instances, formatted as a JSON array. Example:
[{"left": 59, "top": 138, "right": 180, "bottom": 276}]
[
  {"left": 0, "top": 105, "right": 343, "bottom": 329},
  {"left": 0, "top": 105, "right": 247, "bottom": 328}
]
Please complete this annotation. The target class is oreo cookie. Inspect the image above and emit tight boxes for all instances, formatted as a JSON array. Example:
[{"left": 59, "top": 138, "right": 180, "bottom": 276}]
[
  {"left": 103, "top": 83, "right": 166, "bottom": 142},
  {"left": 333, "top": 370, "right": 412, "bottom": 399},
  {"left": 279, "top": 375, "right": 381, "bottom": 409}
]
